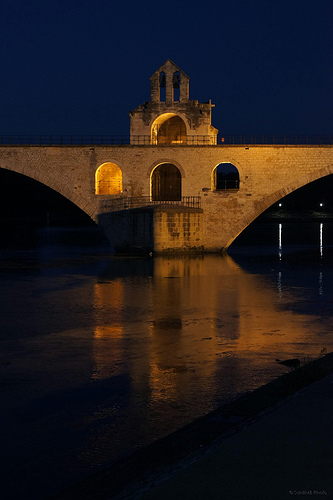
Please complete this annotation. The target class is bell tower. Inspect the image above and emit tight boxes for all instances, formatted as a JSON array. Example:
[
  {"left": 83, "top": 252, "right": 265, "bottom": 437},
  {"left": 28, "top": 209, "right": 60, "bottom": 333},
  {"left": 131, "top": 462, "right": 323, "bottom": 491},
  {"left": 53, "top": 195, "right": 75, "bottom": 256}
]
[
  {"left": 129, "top": 60, "right": 218, "bottom": 145},
  {"left": 150, "top": 59, "right": 189, "bottom": 103}
]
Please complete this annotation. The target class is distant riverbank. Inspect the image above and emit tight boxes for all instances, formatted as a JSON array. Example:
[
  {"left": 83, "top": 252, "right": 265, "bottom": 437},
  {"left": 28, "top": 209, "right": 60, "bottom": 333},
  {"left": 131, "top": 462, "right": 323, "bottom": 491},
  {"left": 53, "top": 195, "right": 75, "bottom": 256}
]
[{"left": 259, "top": 210, "right": 333, "bottom": 222}]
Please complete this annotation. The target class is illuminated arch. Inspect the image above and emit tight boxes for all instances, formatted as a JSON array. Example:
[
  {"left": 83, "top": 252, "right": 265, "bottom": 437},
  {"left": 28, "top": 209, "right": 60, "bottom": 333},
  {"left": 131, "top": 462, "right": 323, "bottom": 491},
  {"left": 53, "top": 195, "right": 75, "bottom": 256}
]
[
  {"left": 212, "top": 163, "right": 240, "bottom": 191},
  {"left": 151, "top": 163, "right": 182, "bottom": 201},
  {"left": 151, "top": 113, "right": 187, "bottom": 145},
  {"left": 95, "top": 162, "right": 123, "bottom": 195}
]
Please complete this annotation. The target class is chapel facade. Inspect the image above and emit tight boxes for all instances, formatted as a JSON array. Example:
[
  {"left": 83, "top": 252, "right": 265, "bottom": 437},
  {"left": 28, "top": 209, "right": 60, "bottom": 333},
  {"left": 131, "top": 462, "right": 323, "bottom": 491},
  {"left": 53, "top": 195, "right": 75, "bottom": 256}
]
[{"left": 129, "top": 59, "right": 218, "bottom": 145}]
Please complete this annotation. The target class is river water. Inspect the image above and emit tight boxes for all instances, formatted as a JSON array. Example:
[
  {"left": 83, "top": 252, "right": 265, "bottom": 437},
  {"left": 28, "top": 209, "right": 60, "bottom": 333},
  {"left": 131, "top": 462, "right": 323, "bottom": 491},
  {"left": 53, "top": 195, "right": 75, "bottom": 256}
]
[{"left": 1, "top": 222, "right": 332, "bottom": 499}]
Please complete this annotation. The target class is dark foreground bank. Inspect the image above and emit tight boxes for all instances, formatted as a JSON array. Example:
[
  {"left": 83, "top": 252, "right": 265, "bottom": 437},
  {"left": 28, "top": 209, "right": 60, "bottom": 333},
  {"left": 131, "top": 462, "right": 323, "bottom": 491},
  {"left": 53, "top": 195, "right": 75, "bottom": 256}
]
[{"left": 53, "top": 352, "right": 333, "bottom": 500}]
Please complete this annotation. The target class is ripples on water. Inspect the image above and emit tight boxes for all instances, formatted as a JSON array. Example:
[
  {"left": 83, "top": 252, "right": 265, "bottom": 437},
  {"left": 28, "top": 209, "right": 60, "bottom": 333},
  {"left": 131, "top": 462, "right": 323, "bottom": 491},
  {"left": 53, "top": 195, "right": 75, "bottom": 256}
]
[{"left": 0, "top": 223, "right": 332, "bottom": 499}]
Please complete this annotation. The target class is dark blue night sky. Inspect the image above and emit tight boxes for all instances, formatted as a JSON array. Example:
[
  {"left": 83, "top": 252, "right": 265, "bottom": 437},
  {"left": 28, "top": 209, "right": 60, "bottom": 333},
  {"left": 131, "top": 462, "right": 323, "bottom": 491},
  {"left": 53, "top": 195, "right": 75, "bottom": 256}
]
[{"left": 0, "top": 0, "right": 332, "bottom": 138}]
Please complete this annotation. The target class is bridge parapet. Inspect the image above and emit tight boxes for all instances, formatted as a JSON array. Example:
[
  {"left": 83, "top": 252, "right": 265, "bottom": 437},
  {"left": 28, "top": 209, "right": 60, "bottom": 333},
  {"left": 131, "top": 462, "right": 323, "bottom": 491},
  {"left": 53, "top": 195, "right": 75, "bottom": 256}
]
[{"left": 1, "top": 135, "right": 332, "bottom": 146}]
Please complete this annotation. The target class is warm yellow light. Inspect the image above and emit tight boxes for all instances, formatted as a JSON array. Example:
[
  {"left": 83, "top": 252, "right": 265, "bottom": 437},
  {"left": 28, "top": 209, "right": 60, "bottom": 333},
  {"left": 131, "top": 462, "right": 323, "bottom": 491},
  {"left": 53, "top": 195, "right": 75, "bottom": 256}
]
[{"left": 95, "top": 162, "right": 123, "bottom": 195}]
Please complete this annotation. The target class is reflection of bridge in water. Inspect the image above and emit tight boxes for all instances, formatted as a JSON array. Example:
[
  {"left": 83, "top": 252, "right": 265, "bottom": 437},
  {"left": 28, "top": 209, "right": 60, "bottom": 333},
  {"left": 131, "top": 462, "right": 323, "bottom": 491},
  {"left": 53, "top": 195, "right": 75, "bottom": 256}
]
[
  {"left": 0, "top": 59, "right": 332, "bottom": 253},
  {"left": 92, "top": 254, "right": 330, "bottom": 420}
]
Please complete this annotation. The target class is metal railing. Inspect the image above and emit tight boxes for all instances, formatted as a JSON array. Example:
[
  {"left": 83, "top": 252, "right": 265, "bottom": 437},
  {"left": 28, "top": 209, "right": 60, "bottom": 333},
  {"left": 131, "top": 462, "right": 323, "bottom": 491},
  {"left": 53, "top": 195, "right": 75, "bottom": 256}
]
[
  {"left": 0, "top": 135, "right": 130, "bottom": 146},
  {"left": 219, "top": 135, "right": 333, "bottom": 145},
  {"left": 0, "top": 135, "right": 216, "bottom": 146},
  {"left": 0, "top": 134, "right": 332, "bottom": 146},
  {"left": 130, "top": 135, "right": 217, "bottom": 145},
  {"left": 99, "top": 196, "right": 202, "bottom": 212}
]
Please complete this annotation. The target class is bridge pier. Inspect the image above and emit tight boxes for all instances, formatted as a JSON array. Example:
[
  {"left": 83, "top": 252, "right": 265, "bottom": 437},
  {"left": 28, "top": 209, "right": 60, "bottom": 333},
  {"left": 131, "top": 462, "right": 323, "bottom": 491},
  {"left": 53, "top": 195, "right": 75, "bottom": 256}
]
[{"left": 98, "top": 207, "right": 203, "bottom": 254}]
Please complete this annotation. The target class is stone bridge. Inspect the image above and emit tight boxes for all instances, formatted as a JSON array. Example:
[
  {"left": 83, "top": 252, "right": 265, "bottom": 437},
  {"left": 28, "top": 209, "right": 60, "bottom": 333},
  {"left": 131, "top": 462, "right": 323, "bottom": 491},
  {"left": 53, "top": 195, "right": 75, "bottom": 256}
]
[
  {"left": 1, "top": 60, "right": 332, "bottom": 253},
  {"left": 0, "top": 143, "right": 332, "bottom": 253}
]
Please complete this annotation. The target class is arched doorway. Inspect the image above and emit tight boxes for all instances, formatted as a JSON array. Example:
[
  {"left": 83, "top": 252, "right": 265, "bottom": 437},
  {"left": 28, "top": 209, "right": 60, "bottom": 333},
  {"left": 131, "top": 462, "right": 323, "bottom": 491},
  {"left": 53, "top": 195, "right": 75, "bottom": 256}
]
[
  {"left": 213, "top": 163, "right": 240, "bottom": 190},
  {"left": 151, "top": 163, "right": 182, "bottom": 201},
  {"left": 95, "top": 162, "right": 123, "bottom": 195},
  {"left": 151, "top": 114, "right": 186, "bottom": 145}
]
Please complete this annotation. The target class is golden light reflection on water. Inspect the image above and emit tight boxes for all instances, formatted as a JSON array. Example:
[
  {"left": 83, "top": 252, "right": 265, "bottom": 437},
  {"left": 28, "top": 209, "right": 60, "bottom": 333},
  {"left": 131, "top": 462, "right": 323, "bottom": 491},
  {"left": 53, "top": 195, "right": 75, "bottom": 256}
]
[
  {"left": 92, "top": 280, "right": 124, "bottom": 380},
  {"left": 92, "top": 254, "right": 329, "bottom": 401}
]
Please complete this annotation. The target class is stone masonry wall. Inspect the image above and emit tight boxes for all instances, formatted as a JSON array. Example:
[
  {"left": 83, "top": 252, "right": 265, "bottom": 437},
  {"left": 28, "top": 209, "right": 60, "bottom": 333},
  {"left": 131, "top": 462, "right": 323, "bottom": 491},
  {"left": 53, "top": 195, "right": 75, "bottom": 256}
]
[
  {"left": 98, "top": 209, "right": 154, "bottom": 252},
  {"left": 153, "top": 208, "right": 203, "bottom": 253},
  {"left": 0, "top": 145, "right": 332, "bottom": 252},
  {"left": 98, "top": 207, "right": 202, "bottom": 253}
]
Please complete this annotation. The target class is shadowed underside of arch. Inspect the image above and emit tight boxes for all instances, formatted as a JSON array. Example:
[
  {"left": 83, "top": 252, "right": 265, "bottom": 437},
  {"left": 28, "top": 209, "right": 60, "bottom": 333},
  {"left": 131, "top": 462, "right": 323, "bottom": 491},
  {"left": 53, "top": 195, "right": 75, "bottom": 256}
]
[
  {"left": 0, "top": 164, "right": 98, "bottom": 221},
  {"left": 225, "top": 165, "right": 333, "bottom": 249}
]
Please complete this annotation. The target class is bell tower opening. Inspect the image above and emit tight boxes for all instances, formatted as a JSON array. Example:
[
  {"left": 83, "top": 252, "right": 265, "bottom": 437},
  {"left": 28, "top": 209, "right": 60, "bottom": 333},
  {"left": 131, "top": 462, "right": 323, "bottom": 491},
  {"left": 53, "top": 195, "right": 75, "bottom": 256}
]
[
  {"left": 173, "top": 71, "right": 180, "bottom": 102},
  {"left": 159, "top": 71, "right": 166, "bottom": 102}
]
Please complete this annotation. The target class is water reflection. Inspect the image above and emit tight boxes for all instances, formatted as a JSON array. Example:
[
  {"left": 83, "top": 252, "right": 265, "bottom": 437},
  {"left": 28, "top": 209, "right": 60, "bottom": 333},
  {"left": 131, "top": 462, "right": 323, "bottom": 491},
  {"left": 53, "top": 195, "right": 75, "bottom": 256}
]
[
  {"left": 93, "top": 280, "right": 125, "bottom": 380},
  {"left": 319, "top": 271, "right": 323, "bottom": 295},
  {"left": 279, "top": 223, "right": 282, "bottom": 260},
  {"left": 276, "top": 221, "right": 328, "bottom": 261},
  {"left": 90, "top": 253, "right": 332, "bottom": 449},
  {"left": 275, "top": 222, "right": 327, "bottom": 296},
  {"left": 1, "top": 230, "right": 333, "bottom": 499}
]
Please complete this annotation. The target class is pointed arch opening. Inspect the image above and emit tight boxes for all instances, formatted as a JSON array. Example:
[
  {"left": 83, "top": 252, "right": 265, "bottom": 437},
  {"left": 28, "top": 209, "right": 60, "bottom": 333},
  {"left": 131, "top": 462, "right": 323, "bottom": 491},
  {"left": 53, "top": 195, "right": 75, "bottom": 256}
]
[
  {"left": 95, "top": 162, "right": 123, "bottom": 195},
  {"left": 159, "top": 71, "right": 166, "bottom": 102},
  {"left": 151, "top": 163, "right": 182, "bottom": 201},
  {"left": 213, "top": 163, "right": 240, "bottom": 191},
  {"left": 151, "top": 113, "right": 187, "bottom": 145},
  {"left": 173, "top": 71, "right": 180, "bottom": 102}
]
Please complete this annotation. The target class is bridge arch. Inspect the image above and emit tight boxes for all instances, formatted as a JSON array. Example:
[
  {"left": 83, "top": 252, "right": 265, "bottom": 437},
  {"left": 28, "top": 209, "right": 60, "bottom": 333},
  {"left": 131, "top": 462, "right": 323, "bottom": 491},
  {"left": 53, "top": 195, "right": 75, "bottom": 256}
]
[
  {"left": 0, "top": 160, "right": 97, "bottom": 221},
  {"left": 256, "top": 167, "right": 333, "bottom": 219},
  {"left": 212, "top": 163, "right": 240, "bottom": 191},
  {"left": 226, "top": 166, "right": 333, "bottom": 249},
  {"left": 151, "top": 113, "right": 187, "bottom": 145},
  {"left": 150, "top": 162, "right": 182, "bottom": 201},
  {"left": 95, "top": 162, "right": 123, "bottom": 195}
]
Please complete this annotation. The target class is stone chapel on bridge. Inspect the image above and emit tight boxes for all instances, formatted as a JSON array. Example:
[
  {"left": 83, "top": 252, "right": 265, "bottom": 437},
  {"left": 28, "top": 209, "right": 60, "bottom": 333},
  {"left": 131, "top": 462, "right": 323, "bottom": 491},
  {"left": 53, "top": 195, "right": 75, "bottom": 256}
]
[{"left": 129, "top": 59, "right": 218, "bottom": 145}]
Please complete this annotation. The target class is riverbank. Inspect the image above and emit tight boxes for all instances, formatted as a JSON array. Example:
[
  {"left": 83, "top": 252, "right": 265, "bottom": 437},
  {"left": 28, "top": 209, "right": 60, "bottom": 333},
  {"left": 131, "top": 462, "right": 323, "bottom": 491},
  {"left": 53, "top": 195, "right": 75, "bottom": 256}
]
[
  {"left": 259, "top": 210, "right": 333, "bottom": 222},
  {"left": 54, "top": 352, "right": 333, "bottom": 500}
]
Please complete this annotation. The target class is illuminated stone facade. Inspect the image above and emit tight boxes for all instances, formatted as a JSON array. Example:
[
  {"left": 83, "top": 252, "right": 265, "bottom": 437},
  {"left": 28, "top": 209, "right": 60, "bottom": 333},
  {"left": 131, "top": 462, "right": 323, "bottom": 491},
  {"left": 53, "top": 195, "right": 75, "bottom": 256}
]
[
  {"left": 129, "top": 60, "right": 218, "bottom": 145},
  {"left": 0, "top": 144, "right": 333, "bottom": 253},
  {"left": 0, "top": 62, "right": 332, "bottom": 253}
]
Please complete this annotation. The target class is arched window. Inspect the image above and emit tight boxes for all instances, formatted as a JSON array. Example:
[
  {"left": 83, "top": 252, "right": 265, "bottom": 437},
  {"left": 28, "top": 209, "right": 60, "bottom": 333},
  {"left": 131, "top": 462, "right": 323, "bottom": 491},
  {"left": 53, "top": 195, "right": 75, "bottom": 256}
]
[
  {"left": 151, "top": 163, "right": 182, "bottom": 201},
  {"left": 173, "top": 71, "right": 180, "bottom": 101},
  {"left": 214, "top": 163, "right": 240, "bottom": 190},
  {"left": 159, "top": 72, "right": 166, "bottom": 102},
  {"left": 95, "top": 162, "right": 123, "bottom": 195}
]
